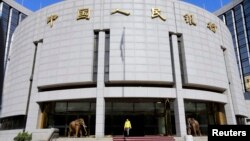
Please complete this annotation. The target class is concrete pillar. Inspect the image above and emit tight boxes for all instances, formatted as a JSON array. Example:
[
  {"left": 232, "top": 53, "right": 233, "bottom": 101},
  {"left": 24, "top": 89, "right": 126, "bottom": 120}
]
[
  {"left": 95, "top": 31, "right": 105, "bottom": 138},
  {"left": 171, "top": 34, "right": 187, "bottom": 137},
  {"left": 221, "top": 49, "right": 237, "bottom": 124}
]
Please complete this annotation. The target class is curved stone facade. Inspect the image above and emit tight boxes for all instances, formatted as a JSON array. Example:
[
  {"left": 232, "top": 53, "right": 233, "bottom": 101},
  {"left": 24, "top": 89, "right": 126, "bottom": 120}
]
[{"left": 0, "top": 0, "right": 247, "bottom": 139}]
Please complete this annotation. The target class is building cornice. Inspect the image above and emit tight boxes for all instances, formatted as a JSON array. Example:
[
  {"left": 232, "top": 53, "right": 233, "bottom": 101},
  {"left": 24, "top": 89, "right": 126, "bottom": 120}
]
[{"left": 214, "top": 0, "right": 243, "bottom": 16}]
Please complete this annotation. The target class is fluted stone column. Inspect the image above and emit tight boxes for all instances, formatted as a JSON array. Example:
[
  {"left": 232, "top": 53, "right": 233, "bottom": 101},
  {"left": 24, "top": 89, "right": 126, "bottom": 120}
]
[
  {"left": 95, "top": 31, "right": 105, "bottom": 138},
  {"left": 171, "top": 34, "right": 187, "bottom": 137}
]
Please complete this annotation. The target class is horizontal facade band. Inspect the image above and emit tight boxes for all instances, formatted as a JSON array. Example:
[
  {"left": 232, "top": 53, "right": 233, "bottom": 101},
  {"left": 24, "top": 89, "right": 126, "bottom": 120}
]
[
  {"left": 105, "top": 80, "right": 174, "bottom": 87},
  {"left": 183, "top": 83, "right": 226, "bottom": 93},
  {"left": 38, "top": 81, "right": 97, "bottom": 92}
]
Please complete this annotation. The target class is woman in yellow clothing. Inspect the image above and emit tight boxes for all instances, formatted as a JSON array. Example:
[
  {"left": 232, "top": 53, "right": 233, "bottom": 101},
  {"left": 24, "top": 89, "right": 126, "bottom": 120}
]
[{"left": 124, "top": 119, "right": 132, "bottom": 136}]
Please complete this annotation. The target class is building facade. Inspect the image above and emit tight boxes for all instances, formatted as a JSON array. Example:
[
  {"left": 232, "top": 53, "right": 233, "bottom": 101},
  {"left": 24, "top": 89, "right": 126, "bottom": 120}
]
[
  {"left": 215, "top": 0, "right": 250, "bottom": 92},
  {"left": 215, "top": 0, "right": 250, "bottom": 119},
  {"left": 0, "top": 0, "right": 247, "bottom": 140},
  {"left": 0, "top": 0, "right": 32, "bottom": 110}
]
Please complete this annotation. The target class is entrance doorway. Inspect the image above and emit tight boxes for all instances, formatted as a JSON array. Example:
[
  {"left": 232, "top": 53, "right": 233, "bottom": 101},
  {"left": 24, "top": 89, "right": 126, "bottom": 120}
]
[
  {"left": 106, "top": 114, "right": 146, "bottom": 136},
  {"left": 52, "top": 113, "right": 95, "bottom": 136},
  {"left": 105, "top": 98, "right": 175, "bottom": 136},
  {"left": 184, "top": 101, "right": 226, "bottom": 135},
  {"left": 129, "top": 115, "right": 144, "bottom": 136},
  {"left": 40, "top": 100, "right": 96, "bottom": 136}
]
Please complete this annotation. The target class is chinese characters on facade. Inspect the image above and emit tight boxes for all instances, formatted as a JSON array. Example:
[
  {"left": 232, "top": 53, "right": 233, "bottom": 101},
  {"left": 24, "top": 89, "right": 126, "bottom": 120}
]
[
  {"left": 183, "top": 14, "right": 196, "bottom": 26},
  {"left": 207, "top": 22, "right": 217, "bottom": 33},
  {"left": 77, "top": 8, "right": 90, "bottom": 20},
  {"left": 111, "top": 9, "right": 130, "bottom": 16},
  {"left": 46, "top": 8, "right": 217, "bottom": 33},
  {"left": 47, "top": 15, "right": 58, "bottom": 28},
  {"left": 151, "top": 8, "right": 166, "bottom": 21}
]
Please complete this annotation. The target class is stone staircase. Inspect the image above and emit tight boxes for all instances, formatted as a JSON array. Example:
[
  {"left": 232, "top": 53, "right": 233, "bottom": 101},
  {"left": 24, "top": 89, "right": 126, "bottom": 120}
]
[
  {"left": 174, "top": 136, "right": 208, "bottom": 141},
  {"left": 50, "top": 136, "right": 209, "bottom": 141},
  {"left": 52, "top": 137, "right": 112, "bottom": 141},
  {"left": 51, "top": 136, "right": 175, "bottom": 141},
  {"left": 113, "top": 136, "right": 175, "bottom": 141}
]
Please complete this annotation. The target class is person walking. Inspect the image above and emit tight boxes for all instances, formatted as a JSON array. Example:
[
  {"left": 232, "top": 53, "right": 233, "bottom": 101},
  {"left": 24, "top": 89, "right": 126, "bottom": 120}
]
[{"left": 124, "top": 119, "right": 132, "bottom": 136}]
